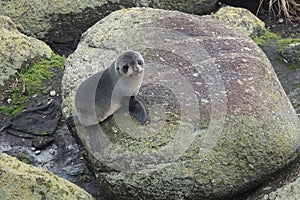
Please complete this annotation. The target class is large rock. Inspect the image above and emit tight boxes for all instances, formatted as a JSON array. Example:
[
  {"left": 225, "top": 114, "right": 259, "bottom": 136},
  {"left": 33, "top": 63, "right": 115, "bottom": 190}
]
[
  {"left": 0, "top": 152, "right": 94, "bottom": 200},
  {"left": 0, "top": 0, "right": 217, "bottom": 53},
  {"left": 213, "top": 6, "right": 265, "bottom": 36},
  {"left": 0, "top": 16, "right": 52, "bottom": 86},
  {"left": 61, "top": 8, "right": 300, "bottom": 200}
]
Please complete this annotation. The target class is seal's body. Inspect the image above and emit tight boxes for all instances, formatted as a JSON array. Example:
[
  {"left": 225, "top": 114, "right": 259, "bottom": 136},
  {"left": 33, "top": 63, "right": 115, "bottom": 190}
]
[
  {"left": 74, "top": 50, "right": 147, "bottom": 151},
  {"left": 75, "top": 50, "right": 146, "bottom": 126}
]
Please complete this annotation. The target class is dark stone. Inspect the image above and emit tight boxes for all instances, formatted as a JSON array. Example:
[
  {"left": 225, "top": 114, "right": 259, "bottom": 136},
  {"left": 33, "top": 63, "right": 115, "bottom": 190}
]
[{"left": 32, "top": 136, "right": 55, "bottom": 149}]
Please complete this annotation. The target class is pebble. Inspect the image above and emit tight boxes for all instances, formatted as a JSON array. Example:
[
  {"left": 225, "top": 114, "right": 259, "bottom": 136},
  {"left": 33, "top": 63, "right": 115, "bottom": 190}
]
[
  {"left": 31, "top": 147, "right": 36, "bottom": 151},
  {"left": 32, "top": 136, "right": 54, "bottom": 149},
  {"left": 32, "top": 94, "right": 38, "bottom": 98},
  {"left": 49, "top": 149, "right": 55, "bottom": 155},
  {"left": 248, "top": 163, "right": 254, "bottom": 170},
  {"left": 7, "top": 98, "right": 12, "bottom": 104},
  {"left": 50, "top": 90, "right": 56, "bottom": 97},
  {"left": 35, "top": 150, "right": 41, "bottom": 155},
  {"left": 201, "top": 99, "right": 209, "bottom": 103},
  {"left": 278, "top": 18, "right": 284, "bottom": 23},
  {"left": 237, "top": 79, "right": 243, "bottom": 85}
]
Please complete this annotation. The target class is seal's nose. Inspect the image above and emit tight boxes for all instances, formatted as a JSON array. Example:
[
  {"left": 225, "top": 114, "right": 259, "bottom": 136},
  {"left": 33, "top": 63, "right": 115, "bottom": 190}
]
[{"left": 132, "top": 62, "right": 143, "bottom": 73}]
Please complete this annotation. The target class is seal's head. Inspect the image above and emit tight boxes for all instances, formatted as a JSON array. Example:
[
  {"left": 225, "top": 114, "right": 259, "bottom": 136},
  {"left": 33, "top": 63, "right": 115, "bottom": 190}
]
[{"left": 115, "top": 50, "right": 144, "bottom": 77}]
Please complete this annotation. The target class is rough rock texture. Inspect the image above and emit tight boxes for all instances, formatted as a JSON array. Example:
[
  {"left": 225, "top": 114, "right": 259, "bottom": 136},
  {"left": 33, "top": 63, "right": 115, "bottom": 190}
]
[
  {"left": 0, "top": 15, "right": 52, "bottom": 86},
  {"left": 0, "top": 0, "right": 217, "bottom": 54},
  {"left": 261, "top": 176, "right": 300, "bottom": 200},
  {"left": 280, "top": 42, "right": 300, "bottom": 68},
  {"left": 288, "top": 88, "right": 300, "bottom": 114},
  {"left": 61, "top": 8, "right": 300, "bottom": 200},
  {"left": 259, "top": 40, "right": 300, "bottom": 115},
  {"left": 0, "top": 152, "right": 94, "bottom": 200},
  {"left": 213, "top": 6, "right": 265, "bottom": 36}
]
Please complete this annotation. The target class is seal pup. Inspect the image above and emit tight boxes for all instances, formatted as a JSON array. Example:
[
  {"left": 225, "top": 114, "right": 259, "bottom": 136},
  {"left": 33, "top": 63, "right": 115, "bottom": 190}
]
[{"left": 74, "top": 50, "right": 147, "bottom": 151}]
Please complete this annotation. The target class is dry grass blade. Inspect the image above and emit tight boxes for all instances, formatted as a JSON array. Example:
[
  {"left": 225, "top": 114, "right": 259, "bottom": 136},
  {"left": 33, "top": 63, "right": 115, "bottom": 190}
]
[{"left": 258, "top": 0, "right": 300, "bottom": 20}]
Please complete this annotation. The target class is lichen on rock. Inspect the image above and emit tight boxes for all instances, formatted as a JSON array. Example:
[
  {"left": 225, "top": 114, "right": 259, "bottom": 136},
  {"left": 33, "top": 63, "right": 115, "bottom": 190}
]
[
  {"left": 0, "top": 152, "right": 94, "bottom": 200},
  {"left": 0, "top": 0, "right": 217, "bottom": 51},
  {"left": 62, "top": 7, "right": 300, "bottom": 200},
  {"left": 213, "top": 6, "right": 265, "bottom": 36},
  {"left": 261, "top": 174, "right": 300, "bottom": 200},
  {"left": 0, "top": 15, "right": 52, "bottom": 86}
]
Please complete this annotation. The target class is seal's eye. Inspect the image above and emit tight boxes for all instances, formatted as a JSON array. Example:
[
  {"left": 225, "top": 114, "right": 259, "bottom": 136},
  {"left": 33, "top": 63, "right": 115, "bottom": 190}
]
[
  {"left": 122, "top": 65, "right": 129, "bottom": 73},
  {"left": 137, "top": 60, "right": 143, "bottom": 65}
]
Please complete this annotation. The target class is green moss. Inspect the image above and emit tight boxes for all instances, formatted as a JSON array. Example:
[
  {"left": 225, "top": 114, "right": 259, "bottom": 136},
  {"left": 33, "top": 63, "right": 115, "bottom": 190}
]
[
  {"left": 253, "top": 30, "right": 300, "bottom": 69},
  {"left": 252, "top": 30, "right": 281, "bottom": 46},
  {"left": 0, "top": 54, "right": 65, "bottom": 116},
  {"left": 79, "top": 175, "right": 91, "bottom": 182},
  {"left": 276, "top": 38, "right": 300, "bottom": 52},
  {"left": 40, "top": 131, "right": 48, "bottom": 136},
  {"left": 253, "top": 30, "right": 300, "bottom": 49}
]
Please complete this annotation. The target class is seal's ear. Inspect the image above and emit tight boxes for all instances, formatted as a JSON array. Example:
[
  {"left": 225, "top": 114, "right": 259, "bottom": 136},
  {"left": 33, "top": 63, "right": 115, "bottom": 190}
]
[{"left": 137, "top": 60, "right": 144, "bottom": 66}]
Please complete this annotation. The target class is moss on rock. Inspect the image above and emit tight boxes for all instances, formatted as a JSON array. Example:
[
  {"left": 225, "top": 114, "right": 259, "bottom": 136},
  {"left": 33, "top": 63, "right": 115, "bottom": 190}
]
[
  {"left": 63, "top": 7, "right": 300, "bottom": 200},
  {"left": 253, "top": 30, "right": 300, "bottom": 69},
  {"left": 0, "top": 15, "right": 52, "bottom": 86},
  {"left": 0, "top": 54, "right": 65, "bottom": 116}
]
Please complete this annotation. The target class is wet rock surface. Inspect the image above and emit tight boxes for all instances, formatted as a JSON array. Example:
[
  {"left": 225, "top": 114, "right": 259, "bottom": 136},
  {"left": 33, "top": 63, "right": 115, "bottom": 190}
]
[
  {"left": 0, "top": 152, "right": 95, "bottom": 200},
  {"left": 0, "top": 121, "right": 104, "bottom": 199},
  {"left": 0, "top": 48, "right": 103, "bottom": 198},
  {"left": 62, "top": 8, "right": 300, "bottom": 200}
]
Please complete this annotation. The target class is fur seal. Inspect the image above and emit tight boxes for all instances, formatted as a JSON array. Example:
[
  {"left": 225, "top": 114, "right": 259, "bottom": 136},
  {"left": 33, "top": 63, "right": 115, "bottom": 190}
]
[{"left": 74, "top": 50, "right": 147, "bottom": 151}]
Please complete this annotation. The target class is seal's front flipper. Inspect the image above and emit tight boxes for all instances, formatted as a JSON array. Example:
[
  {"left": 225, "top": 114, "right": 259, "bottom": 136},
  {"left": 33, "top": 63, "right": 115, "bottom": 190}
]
[
  {"left": 129, "top": 96, "right": 147, "bottom": 124},
  {"left": 86, "top": 125, "right": 102, "bottom": 152}
]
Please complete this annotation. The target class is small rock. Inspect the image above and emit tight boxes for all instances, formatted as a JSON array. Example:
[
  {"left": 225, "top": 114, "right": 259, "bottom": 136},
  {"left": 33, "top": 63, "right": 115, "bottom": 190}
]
[
  {"left": 278, "top": 18, "right": 284, "bottom": 23},
  {"left": 50, "top": 90, "right": 56, "bottom": 97},
  {"left": 35, "top": 150, "right": 41, "bottom": 155},
  {"left": 237, "top": 79, "right": 244, "bottom": 85},
  {"left": 31, "top": 147, "right": 36, "bottom": 151},
  {"left": 32, "top": 136, "right": 54, "bottom": 149},
  {"left": 32, "top": 94, "right": 38, "bottom": 98},
  {"left": 280, "top": 42, "right": 300, "bottom": 68},
  {"left": 7, "top": 98, "right": 12, "bottom": 104},
  {"left": 201, "top": 99, "right": 209, "bottom": 103},
  {"left": 262, "top": 186, "right": 272, "bottom": 191},
  {"left": 49, "top": 149, "right": 55, "bottom": 155},
  {"left": 248, "top": 163, "right": 254, "bottom": 170},
  {"left": 79, "top": 175, "right": 92, "bottom": 182},
  {"left": 112, "top": 126, "right": 118, "bottom": 133},
  {"left": 63, "top": 163, "right": 86, "bottom": 176}
]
